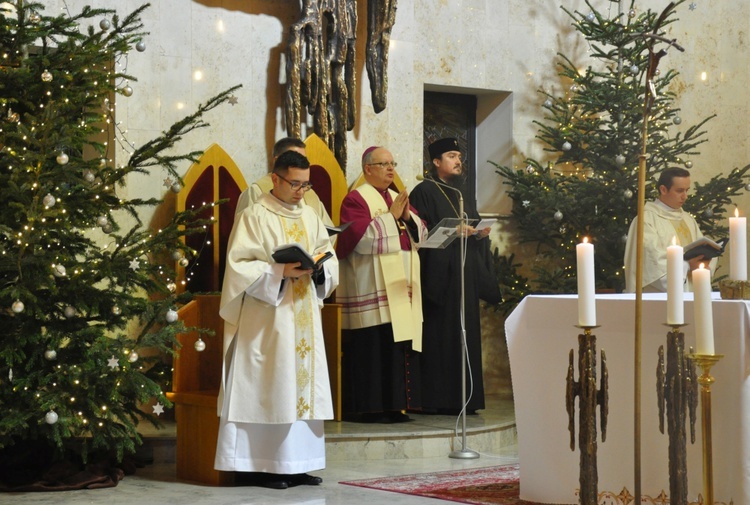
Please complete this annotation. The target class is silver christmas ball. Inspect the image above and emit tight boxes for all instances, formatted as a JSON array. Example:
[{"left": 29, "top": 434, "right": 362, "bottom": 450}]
[
  {"left": 11, "top": 300, "right": 24, "bottom": 313},
  {"left": 178, "top": 257, "right": 189, "bottom": 267},
  {"left": 63, "top": 306, "right": 76, "bottom": 318},
  {"left": 44, "top": 349, "right": 57, "bottom": 361},
  {"left": 99, "top": 19, "right": 111, "bottom": 30},
  {"left": 569, "top": 84, "right": 579, "bottom": 92},
  {"left": 53, "top": 264, "right": 66, "bottom": 277},
  {"left": 194, "top": 339, "right": 206, "bottom": 352},
  {"left": 685, "top": 161, "right": 693, "bottom": 169},
  {"left": 745, "top": 183, "right": 750, "bottom": 192},
  {"left": 629, "top": 65, "right": 639, "bottom": 75},
  {"left": 102, "top": 223, "right": 114, "bottom": 234},
  {"left": 621, "top": 234, "right": 629, "bottom": 244},
  {"left": 121, "top": 85, "right": 133, "bottom": 97},
  {"left": 543, "top": 98, "right": 552, "bottom": 108},
  {"left": 99, "top": 158, "right": 107, "bottom": 168},
  {"left": 553, "top": 210, "right": 563, "bottom": 221},
  {"left": 171, "top": 250, "right": 184, "bottom": 261},
  {"left": 586, "top": 12, "right": 595, "bottom": 22},
  {"left": 45, "top": 411, "right": 59, "bottom": 425},
  {"left": 167, "top": 282, "right": 177, "bottom": 293},
  {"left": 41, "top": 69, "right": 53, "bottom": 82},
  {"left": 128, "top": 351, "right": 139, "bottom": 363},
  {"left": 170, "top": 182, "right": 182, "bottom": 193},
  {"left": 111, "top": 305, "right": 121, "bottom": 316},
  {"left": 83, "top": 170, "right": 96, "bottom": 183},
  {"left": 96, "top": 215, "right": 108, "bottom": 227},
  {"left": 623, "top": 189, "right": 633, "bottom": 199},
  {"left": 43, "top": 193, "right": 56, "bottom": 207},
  {"left": 29, "top": 12, "right": 41, "bottom": 23},
  {"left": 673, "top": 116, "right": 682, "bottom": 125},
  {"left": 525, "top": 164, "right": 535, "bottom": 174},
  {"left": 165, "top": 309, "right": 179, "bottom": 323},
  {"left": 629, "top": 8, "right": 636, "bottom": 18},
  {"left": 561, "top": 141, "right": 572, "bottom": 151},
  {"left": 56, "top": 152, "right": 69, "bottom": 165},
  {"left": 135, "top": 41, "right": 146, "bottom": 52},
  {"left": 704, "top": 208, "right": 714, "bottom": 218},
  {"left": 615, "top": 154, "right": 626, "bottom": 166}
]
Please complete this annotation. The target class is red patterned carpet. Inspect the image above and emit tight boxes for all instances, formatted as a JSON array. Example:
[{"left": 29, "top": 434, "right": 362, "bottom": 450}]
[{"left": 339, "top": 464, "right": 544, "bottom": 505}]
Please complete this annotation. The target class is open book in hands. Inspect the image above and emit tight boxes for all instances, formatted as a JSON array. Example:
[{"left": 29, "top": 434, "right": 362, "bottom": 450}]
[
  {"left": 683, "top": 236, "right": 728, "bottom": 261},
  {"left": 272, "top": 243, "right": 333, "bottom": 270}
]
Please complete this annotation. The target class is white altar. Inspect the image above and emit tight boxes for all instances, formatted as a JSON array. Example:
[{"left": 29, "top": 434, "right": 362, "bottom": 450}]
[{"left": 505, "top": 293, "right": 749, "bottom": 504}]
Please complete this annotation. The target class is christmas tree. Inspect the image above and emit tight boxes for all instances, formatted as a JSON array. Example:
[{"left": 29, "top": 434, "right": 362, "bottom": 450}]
[
  {"left": 494, "top": 0, "right": 750, "bottom": 298},
  {"left": 0, "top": 0, "right": 239, "bottom": 475}
]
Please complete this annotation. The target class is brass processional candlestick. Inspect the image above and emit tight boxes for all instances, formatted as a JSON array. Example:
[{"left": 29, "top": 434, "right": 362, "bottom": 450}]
[
  {"left": 687, "top": 353, "right": 724, "bottom": 505},
  {"left": 566, "top": 325, "right": 609, "bottom": 505},
  {"left": 656, "top": 324, "right": 698, "bottom": 505}
]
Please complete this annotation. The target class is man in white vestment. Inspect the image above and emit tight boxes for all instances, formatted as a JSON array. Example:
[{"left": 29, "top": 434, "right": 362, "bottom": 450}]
[
  {"left": 234, "top": 137, "right": 333, "bottom": 229},
  {"left": 336, "top": 146, "right": 427, "bottom": 423},
  {"left": 215, "top": 150, "right": 338, "bottom": 489},
  {"left": 624, "top": 167, "right": 708, "bottom": 292}
]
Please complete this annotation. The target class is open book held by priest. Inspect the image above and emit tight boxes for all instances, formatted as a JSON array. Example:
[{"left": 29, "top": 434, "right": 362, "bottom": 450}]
[
  {"left": 683, "top": 236, "right": 728, "bottom": 261},
  {"left": 272, "top": 243, "right": 333, "bottom": 270}
]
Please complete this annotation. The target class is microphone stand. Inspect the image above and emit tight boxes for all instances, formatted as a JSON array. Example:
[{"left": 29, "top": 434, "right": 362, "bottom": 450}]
[{"left": 423, "top": 175, "right": 479, "bottom": 460}]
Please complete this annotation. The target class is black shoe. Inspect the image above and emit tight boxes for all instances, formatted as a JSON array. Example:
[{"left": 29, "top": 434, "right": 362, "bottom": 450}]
[
  {"left": 287, "top": 473, "right": 323, "bottom": 486},
  {"left": 260, "top": 478, "right": 289, "bottom": 490},
  {"left": 238, "top": 472, "right": 289, "bottom": 489}
]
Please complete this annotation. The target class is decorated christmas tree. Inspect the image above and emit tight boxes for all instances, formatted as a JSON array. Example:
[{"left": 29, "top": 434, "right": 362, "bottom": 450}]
[
  {"left": 494, "top": 0, "right": 750, "bottom": 298},
  {"left": 0, "top": 0, "right": 238, "bottom": 478}
]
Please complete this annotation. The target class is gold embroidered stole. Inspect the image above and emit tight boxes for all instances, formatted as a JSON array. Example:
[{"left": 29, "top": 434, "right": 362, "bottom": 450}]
[
  {"left": 280, "top": 217, "right": 317, "bottom": 419},
  {"left": 358, "top": 184, "right": 423, "bottom": 351}
]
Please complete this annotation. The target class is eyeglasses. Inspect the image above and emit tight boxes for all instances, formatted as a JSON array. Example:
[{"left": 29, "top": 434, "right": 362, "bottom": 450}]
[
  {"left": 367, "top": 161, "right": 398, "bottom": 169},
  {"left": 274, "top": 172, "right": 313, "bottom": 191}
]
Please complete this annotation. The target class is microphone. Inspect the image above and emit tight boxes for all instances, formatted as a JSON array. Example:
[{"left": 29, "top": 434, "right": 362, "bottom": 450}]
[{"left": 416, "top": 173, "right": 464, "bottom": 210}]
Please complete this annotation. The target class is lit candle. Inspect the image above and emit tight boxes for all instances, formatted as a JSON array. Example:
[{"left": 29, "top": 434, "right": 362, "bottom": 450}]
[
  {"left": 692, "top": 263, "right": 715, "bottom": 355},
  {"left": 729, "top": 208, "right": 747, "bottom": 281},
  {"left": 666, "top": 236, "right": 684, "bottom": 325},
  {"left": 576, "top": 237, "right": 596, "bottom": 326}
]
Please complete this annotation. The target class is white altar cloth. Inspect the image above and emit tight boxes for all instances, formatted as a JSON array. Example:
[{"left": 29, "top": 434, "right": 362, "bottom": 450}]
[{"left": 505, "top": 293, "right": 749, "bottom": 504}]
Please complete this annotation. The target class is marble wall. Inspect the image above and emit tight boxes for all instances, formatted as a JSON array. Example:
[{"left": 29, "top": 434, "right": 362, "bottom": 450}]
[{"left": 45, "top": 0, "right": 750, "bottom": 395}]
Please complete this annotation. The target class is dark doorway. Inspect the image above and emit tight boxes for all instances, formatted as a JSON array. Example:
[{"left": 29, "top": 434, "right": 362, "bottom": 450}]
[{"left": 423, "top": 91, "right": 478, "bottom": 213}]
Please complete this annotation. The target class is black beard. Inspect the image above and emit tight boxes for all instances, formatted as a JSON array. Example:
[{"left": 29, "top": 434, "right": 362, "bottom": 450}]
[{"left": 443, "top": 171, "right": 465, "bottom": 187}]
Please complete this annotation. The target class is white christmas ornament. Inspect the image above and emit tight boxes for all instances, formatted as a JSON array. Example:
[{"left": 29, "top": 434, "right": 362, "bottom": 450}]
[
  {"left": 673, "top": 116, "right": 682, "bottom": 125},
  {"left": 167, "top": 282, "right": 177, "bottom": 293},
  {"left": 83, "top": 170, "right": 96, "bottom": 183},
  {"left": 152, "top": 402, "right": 165, "bottom": 416},
  {"left": 63, "top": 306, "right": 76, "bottom": 318},
  {"left": 41, "top": 69, "right": 53, "bottom": 82},
  {"left": 561, "top": 141, "right": 572, "bottom": 151},
  {"left": 11, "top": 300, "right": 24, "bottom": 313},
  {"left": 543, "top": 98, "right": 552, "bottom": 108},
  {"left": 128, "top": 351, "right": 139, "bottom": 363},
  {"left": 121, "top": 85, "right": 133, "bottom": 97},
  {"left": 165, "top": 309, "right": 179, "bottom": 323},
  {"left": 102, "top": 223, "right": 113, "bottom": 234},
  {"left": 170, "top": 182, "right": 182, "bottom": 193},
  {"left": 615, "top": 154, "right": 626, "bottom": 166},
  {"left": 111, "top": 305, "right": 121, "bottom": 316},
  {"left": 44, "top": 349, "right": 57, "bottom": 360},
  {"left": 53, "top": 264, "right": 66, "bottom": 277},
  {"left": 43, "top": 193, "right": 56, "bottom": 207},
  {"left": 685, "top": 161, "right": 693, "bottom": 169},
  {"left": 553, "top": 210, "right": 563, "bottom": 221},
  {"left": 45, "top": 411, "right": 59, "bottom": 424},
  {"left": 135, "top": 41, "right": 146, "bottom": 52},
  {"left": 586, "top": 12, "right": 595, "bottom": 21},
  {"left": 624, "top": 189, "right": 633, "bottom": 199},
  {"left": 29, "top": 12, "right": 41, "bottom": 23},
  {"left": 171, "top": 250, "right": 184, "bottom": 261},
  {"left": 99, "top": 18, "right": 111, "bottom": 30},
  {"left": 194, "top": 338, "right": 206, "bottom": 352},
  {"left": 178, "top": 257, "right": 189, "bottom": 267},
  {"left": 56, "top": 151, "right": 69, "bottom": 165},
  {"left": 107, "top": 355, "right": 119, "bottom": 369},
  {"left": 96, "top": 215, "right": 108, "bottom": 227}
]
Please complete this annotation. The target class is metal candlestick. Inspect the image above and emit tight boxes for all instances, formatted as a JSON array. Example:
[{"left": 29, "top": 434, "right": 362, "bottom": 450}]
[
  {"left": 687, "top": 353, "right": 724, "bottom": 505},
  {"left": 566, "top": 325, "right": 608, "bottom": 505},
  {"left": 656, "top": 324, "right": 698, "bottom": 505}
]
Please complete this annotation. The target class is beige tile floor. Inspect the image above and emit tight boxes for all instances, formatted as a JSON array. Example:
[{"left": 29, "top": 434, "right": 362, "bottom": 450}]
[{"left": 6, "top": 396, "right": 517, "bottom": 505}]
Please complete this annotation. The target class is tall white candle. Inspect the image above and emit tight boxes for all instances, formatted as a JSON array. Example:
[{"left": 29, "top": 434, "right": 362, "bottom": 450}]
[
  {"left": 692, "top": 263, "right": 715, "bottom": 355},
  {"left": 576, "top": 237, "right": 596, "bottom": 326},
  {"left": 729, "top": 208, "right": 747, "bottom": 281},
  {"left": 666, "top": 236, "right": 684, "bottom": 325}
]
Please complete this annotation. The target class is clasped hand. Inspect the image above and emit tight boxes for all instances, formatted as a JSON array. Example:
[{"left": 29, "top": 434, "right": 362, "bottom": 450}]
[{"left": 389, "top": 190, "right": 411, "bottom": 221}]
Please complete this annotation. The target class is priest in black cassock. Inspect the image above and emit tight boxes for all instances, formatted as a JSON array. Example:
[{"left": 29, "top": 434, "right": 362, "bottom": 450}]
[{"left": 409, "top": 137, "right": 499, "bottom": 415}]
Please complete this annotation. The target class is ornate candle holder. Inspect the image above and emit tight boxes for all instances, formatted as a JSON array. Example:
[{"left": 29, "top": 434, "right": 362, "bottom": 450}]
[
  {"left": 566, "top": 325, "right": 608, "bottom": 505},
  {"left": 687, "top": 353, "right": 724, "bottom": 505},
  {"left": 656, "top": 324, "right": 698, "bottom": 505}
]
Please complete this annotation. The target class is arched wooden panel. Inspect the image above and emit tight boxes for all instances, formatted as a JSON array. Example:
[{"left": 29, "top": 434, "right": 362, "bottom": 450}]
[
  {"left": 304, "top": 133, "right": 348, "bottom": 225},
  {"left": 176, "top": 143, "right": 247, "bottom": 292}
]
